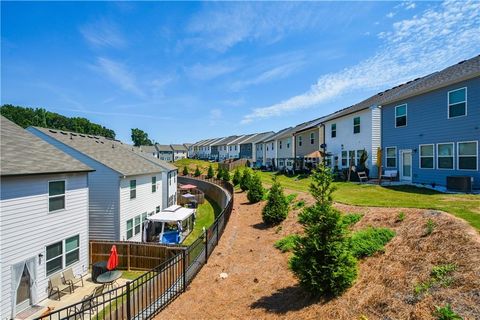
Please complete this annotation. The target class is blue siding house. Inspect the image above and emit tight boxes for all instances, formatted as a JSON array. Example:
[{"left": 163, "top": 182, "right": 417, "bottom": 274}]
[{"left": 381, "top": 56, "right": 480, "bottom": 190}]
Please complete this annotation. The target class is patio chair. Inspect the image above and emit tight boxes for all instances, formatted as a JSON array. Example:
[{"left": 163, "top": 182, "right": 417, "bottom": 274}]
[
  {"left": 48, "top": 273, "right": 72, "bottom": 300},
  {"left": 67, "top": 285, "right": 104, "bottom": 320},
  {"left": 63, "top": 268, "right": 84, "bottom": 291}
]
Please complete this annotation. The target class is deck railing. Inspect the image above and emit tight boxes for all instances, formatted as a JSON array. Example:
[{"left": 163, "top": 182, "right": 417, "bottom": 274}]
[{"left": 36, "top": 177, "right": 234, "bottom": 320}]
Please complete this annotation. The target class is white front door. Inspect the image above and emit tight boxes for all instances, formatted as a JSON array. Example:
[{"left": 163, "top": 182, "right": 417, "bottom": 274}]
[{"left": 400, "top": 150, "right": 412, "bottom": 181}]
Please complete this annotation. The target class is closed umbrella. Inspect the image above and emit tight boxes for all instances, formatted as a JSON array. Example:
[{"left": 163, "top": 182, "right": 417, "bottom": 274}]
[{"left": 106, "top": 245, "right": 118, "bottom": 273}]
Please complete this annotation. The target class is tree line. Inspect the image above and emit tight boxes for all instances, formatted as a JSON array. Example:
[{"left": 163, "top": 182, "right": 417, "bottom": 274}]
[{"left": 0, "top": 104, "right": 116, "bottom": 139}]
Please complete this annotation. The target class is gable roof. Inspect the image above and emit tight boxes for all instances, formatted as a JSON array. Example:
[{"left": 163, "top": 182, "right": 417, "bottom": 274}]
[
  {"left": 30, "top": 126, "right": 165, "bottom": 177},
  {"left": 211, "top": 135, "right": 238, "bottom": 146},
  {"left": 264, "top": 127, "right": 293, "bottom": 142},
  {"left": 139, "top": 145, "right": 157, "bottom": 153},
  {"left": 1, "top": 116, "right": 93, "bottom": 176},
  {"left": 295, "top": 117, "right": 326, "bottom": 134},
  {"left": 171, "top": 144, "right": 187, "bottom": 151},
  {"left": 227, "top": 134, "right": 257, "bottom": 145},
  {"left": 130, "top": 148, "right": 177, "bottom": 171},
  {"left": 240, "top": 131, "right": 275, "bottom": 144},
  {"left": 156, "top": 144, "right": 173, "bottom": 152},
  {"left": 183, "top": 143, "right": 193, "bottom": 148}
]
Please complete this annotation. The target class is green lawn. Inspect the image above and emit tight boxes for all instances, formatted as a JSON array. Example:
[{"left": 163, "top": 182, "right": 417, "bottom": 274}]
[
  {"left": 174, "top": 158, "right": 218, "bottom": 174},
  {"left": 173, "top": 160, "right": 480, "bottom": 231},
  {"left": 182, "top": 196, "right": 222, "bottom": 245}
]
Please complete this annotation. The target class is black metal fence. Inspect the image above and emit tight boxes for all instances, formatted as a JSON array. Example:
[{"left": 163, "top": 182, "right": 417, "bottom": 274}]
[{"left": 36, "top": 178, "right": 234, "bottom": 320}]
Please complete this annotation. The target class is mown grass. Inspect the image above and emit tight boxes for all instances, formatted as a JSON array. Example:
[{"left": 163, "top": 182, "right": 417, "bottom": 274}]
[
  {"left": 174, "top": 158, "right": 218, "bottom": 173},
  {"left": 182, "top": 196, "right": 222, "bottom": 245}
]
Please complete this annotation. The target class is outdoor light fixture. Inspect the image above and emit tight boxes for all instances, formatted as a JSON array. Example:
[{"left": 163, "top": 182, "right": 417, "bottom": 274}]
[{"left": 38, "top": 253, "right": 44, "bottom": 264}]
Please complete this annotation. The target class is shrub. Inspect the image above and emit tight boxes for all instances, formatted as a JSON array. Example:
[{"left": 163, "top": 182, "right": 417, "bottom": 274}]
[
  {"left": 207, "top": 164, "right": 214, "bottom": 179},
  {"left": 433, "top": 304, "right": 462, "bottom": 320},
  {"left": 247, "top": 173, "right": 264, "bottom": 203},
  {"left": 290, "top": 164, "right": 357, "bottom": 297},
  {"left": 262, "top": 176, "right": 289, "bottom": 225},
  {"left": 232, "top": 168, "right": 241, "bottom": 185},
  {"left": 425, "top": 219, "right": 436, "bottom": 235},
  {"left": 413, "top": 263, "right": 457, "bottom": 298},
  {"left": 294, "top": 200, "right": 305, "bottom": 209},
  {"left": 396, "top": 212, "right": 406, "bottom": 222},
  {"left": 182, "top": 165, "right": 189, "bottom": 176},
  {"left": 222, "top": 169, "right": 230, "bottom": 182},
  {"left": 349, "top": 227, "right": 395, "bottom": 258},
  {"left": 274, "top": 234, "right": 300, "bottom": 252},
  {"left": 194, "top": 166, "right": 201, "bottom": 177},
  {"left": 216, "top": 168, "right": 223, "bottom": 180},
  {"left": 285, "top": 193, "right": 297, "bottom": 205},
  {"left": 246, "top": 159, "right": 251, "bottom": 167},
  {"left": 341, "top": 213, "right": 363, "bottom": 227},
  {"left": 240, "top": 169, "right": 252, "bottom": 191}
]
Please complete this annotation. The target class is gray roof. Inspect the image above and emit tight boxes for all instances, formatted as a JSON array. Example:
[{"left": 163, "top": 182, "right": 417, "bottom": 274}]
[
  {"left": 1, "top": 117, "right": 93, "bottom": 176},
  {"left": 183, "top": 143, "right": 193, "bottom": 148},
  {"left": 197, "top": 138, "right": 216, "bottom": 147},
  {"left": 31, "top": 126, "right": 165, "bottom": 177},
  {"left": 156, "top": 144, "right": 173, "bottom": 152},
  {"left": 139, "top": 145, "right": 157, "bottom": 153},
  {"left": 274, "top": 121, "right": 314, "bottom": 139},
  {"left": 130, "top": 148, "right": 177, "bottom": 171},
  {"left": 170, "top": 144, "right": 187, "bottom": 151},
  {"left": 240, "top": 131, "right": 275, "bottom": 144},
  {"left": 295, "top": 117, "right": 326, "bottom": 134},
  {"left": 211, "top": 135, "right": 238, "bottom": 146},
  {"left": 227, "top": 134, "right": 256, "bottom": 145},
  {"left": 264, "top": 127, "right": 293, "bottom": 142}
]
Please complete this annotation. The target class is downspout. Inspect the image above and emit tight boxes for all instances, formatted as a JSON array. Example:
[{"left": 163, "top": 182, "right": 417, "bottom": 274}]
[
  {"left": 321, "top": 124, "right": 326, "bottom": 164},
  {"left": 293, "top": 133, "right": 297, "bottom": 172}
]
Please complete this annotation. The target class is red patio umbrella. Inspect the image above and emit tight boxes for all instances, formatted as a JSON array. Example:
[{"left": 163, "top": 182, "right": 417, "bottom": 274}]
[{"left": 106, "top": 245, "right": 118, "bottom": 271}]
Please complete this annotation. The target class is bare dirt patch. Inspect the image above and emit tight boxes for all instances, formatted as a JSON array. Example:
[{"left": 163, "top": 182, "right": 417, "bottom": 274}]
[{"left": 160, "top": 191, "right": 480, "bottom": 320}]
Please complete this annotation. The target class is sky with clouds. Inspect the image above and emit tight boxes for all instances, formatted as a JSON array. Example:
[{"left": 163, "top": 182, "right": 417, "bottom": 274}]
[{"left": 2, "top": 1, "right": 479, "bottom": 143}]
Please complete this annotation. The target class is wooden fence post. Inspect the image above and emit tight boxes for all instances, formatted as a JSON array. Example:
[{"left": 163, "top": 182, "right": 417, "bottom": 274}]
[{"left": 127, "top": 243, "right": 131, "bottom": 271}]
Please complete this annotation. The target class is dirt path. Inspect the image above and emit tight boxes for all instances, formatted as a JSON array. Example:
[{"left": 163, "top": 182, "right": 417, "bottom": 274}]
[{"left": 160, "top": 191, "right": 480, "bottom": 320}]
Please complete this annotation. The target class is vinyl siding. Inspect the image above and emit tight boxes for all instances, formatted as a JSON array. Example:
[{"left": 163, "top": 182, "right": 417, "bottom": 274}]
[
  {"left": 239, "top": 143, "right": 253, "bottom": 160},
  {"left": 119, "top": 173, "right": 164, "bottom": 242},
  {"left": 276, "top": 136, "right": 295, "bottom": 160},
  {"left": 1, "top": 173, "right": 89, "bottom": 319},
  {"left": 28, "top": 128, "right": 120, "bottom": 240},
  {"left": 371, "top": 106, "right": 382, "bottom": 177},
  {"left": 381, "top": 77, "right": 480, "bottom": 188},
  {"left": 295, "top": 127, "right": 322, "bottom": 157}
]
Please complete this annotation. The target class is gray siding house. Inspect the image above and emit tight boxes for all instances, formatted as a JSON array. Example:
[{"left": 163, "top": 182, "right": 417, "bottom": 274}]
[
  {"left": 0, "top": 117, "right": 93, "bottom": 319},
  {"left": 381, "top": 56, "right": 480, "bottom": 189},
  {"left": 156, "top": 144, "right": 174, "bottom": 162},
  {"left": 239, "top": 131, "right": 275, "bottom": 166}
]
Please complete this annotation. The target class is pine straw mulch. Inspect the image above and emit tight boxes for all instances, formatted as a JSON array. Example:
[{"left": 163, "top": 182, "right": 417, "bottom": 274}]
[{"left": 160, "top": 190, "right": 480, "bottom": 320}]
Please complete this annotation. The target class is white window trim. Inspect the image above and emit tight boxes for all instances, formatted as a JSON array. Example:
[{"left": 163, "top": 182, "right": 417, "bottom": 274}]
[
  {"left": 65, "top": 235, "right": 80, "bottom": 267},
  {"left": 48, "top": 179, "right": 67, "bottom": 213},
  {"left": 310, "top": 132, "right": 315, "bottom": 144},
  {"left": 353, "top": 117, "right": 361, "bottom": 134},
  {"left": 437, "top": 142, "right": 455, "bottom": 170},
  {"left": 134, "top": 215, "right": 142, "bottom": 235},
  {"left": 45, "top": 235, "right": 80, "bottom": 277},
  {"left": 126, "top": 219, "right": 134, "bottom": 239},
  {"left": 331, "top": 123, "right": 337, "bottom": 138},
  {"left": 385, "top": 147, "right": 397, "bottom": 168},
  {"left": 457, "top": 141, "right": 478, "bottom": 171},
  {"left": 152, "top": 176, "right": 157, "bottom": 193},
  {"left": 45, "top": 240, "right": 63, "bottom": 276},
  {"left": 130, "top": 179, "right": 137, "bottom": 199},
  {"left": 395, "top": 104, "right": 408, "bottom": 128},
  {"left": 447, "top": 87, "right": 467, "bottom": 119},
  {"left": 419, "top": 144, "right": 435, "bottom": 169}
]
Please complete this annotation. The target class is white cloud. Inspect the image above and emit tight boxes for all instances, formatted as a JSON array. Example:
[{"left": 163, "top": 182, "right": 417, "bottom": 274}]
[
  {"left": 401, "top": 1, "right": 417, "bottom": 10},
  {"left": 241, "top": 0, "right": 480, "bottom": 124},
  {"left": 80, "top": 19, "right": 126, "bottom": 49},
  {"left": 93, "top": 57, "right": 145, "bottom": 97},
  {"left": 386, "top": 12, "right": 396, "bottom": 18},
  {"left": 187, "top": 62, "right": 238, "bottom": 81}
]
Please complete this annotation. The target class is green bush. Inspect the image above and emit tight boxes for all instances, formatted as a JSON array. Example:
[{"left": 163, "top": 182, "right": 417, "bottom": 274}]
[
  {"left": 425, "top": 218, "right": 437, "bottom": 235},
  {"left": 349, "top": 227, "right": 395, "bottom": 258},
  {"left": 294, "top": 200, "right": 305, "bottom": 209},
  {"left": 182, "top": 166, "right": 189, "bottom": 176},
  {"left": 274, "top": 234, "right": 300, "bottom": 252},
  {"left": 240, "top": 169, "right": 252, "bottom": 191},
  {"left": 207, "top": 164, "right": 214, "bottom": 179},
  {"left": 232, "top": 168, "right": 241, "bottom": 185},
  {"left": 290, "top": 165, "right": 357, "bottom": 297},
  {"left": 413, "top": 263, "right": 457, "bottom": 298},
  {"left": 262, "top": 176, "right": 289, "bottom": 225},
  {"left": 194, "top": 166, "right": 201, "bottom": 177},
  {"left": 433, "top": 304, "right": 462, "bottom": 320},
  {"left": 396, "top": 212, "right": 406, "bottom": 222},
  {"left": 216, "top": 168, "right": 223, "bottom": 179},
  {"left": 341, "top": 213, "right": 363, "bottom": 227},
  {"left": 285, "top": 193, "right": 297, "bottom": 204},
  {"left": 222, "top": 169, "right": 230, "bottom": 182},
  {"left": 247, "top": 173, "right": 264, "bottom": 203}
]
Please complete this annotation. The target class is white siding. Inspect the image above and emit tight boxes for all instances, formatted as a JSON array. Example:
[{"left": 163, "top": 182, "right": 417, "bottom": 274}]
[
  {"left": 119, "top": 173, "right": 164, "bottom": 242},
  {"left": 28, "top": 128, "right": 120, "bottom": 240},
  {"left": 265, "top": 141, "right": 276, "bottom": 165},
  {"left": 1, "top": 173, "right": 89, "bottom": 319},
  {"left": 371, "top": 106, "right": 382, "bottom": 177}
]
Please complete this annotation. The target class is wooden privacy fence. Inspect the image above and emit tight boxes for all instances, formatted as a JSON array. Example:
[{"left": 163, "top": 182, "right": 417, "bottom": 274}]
[
  {"left": 218, "top": 158, "right": 248, "bottom": 171},
  {"left": 90, "top": 241, "right": 184, "bottom": 271}
]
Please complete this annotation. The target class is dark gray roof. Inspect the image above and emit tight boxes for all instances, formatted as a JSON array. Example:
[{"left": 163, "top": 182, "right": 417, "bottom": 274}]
[
  {"left": 139, "top": 145, "right": 157, "bottom": 153},
  {"left": 264, "top": 127, "right": 293, "bottom": 142},
  {"left": 130, "top": 148, "right": 177, "bottom": 171},
  {"left": 183, "top": 143, "right": 193, "bottom": 148},
  {"left": 156, "top": 144, "right": 173, "bottom": 152},
  {"left": 211, "top": 135, "right": 238, "bottom": 146},
  {"left": 170, "top": 144, "right": 187, "bottom": 151},
  {"left": 30, "top": 126, "right": 165, "bottom": 176},
  {"left": 1, "top": 117, "right": 93, "bottom": 176},
  {"left": 294, "top": 117, "right": 325, "bottom": 134},
  {"left": 274, "top": 121, "right": 314, "bottom": 139},
  {"left": 227, "top": 134, "right": 256, "bottom": 145},
  {"left": 240, "top": 131, "right": 275, "bottom": 144},
  {"left": 204, "top": 138, "right": 223, "bottom": 146}
]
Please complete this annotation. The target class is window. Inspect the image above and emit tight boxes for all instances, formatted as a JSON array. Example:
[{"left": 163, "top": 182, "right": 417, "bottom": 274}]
[
  {"left": 130, "top": 180, "right": 136, "bottom": 199},
  {"left": 279, "top": 141, "right": 282, "bottom": 149},
  {"left": 49, "top": 180, "right": 65, "bottom": 212},
  {"left": 395, "top": 104, "right": 407, "bottom": 127},
  {"left": 353, "top": 117, "right": 361, "bottom": 134},
  {"left": 386, "top": 147, "right": 397, "bottom": 168},
  {"left": 229, "top": 146, "right": 232, "bottom": 151},
  {"left": 341, "top": 151, "right": 347, "bottom": 167},
  {"left": 348, "top": 151, "right": 355, "bottom": 166},
  {"left": 46, "top": 241, "right": 63, "bottom": 275},
  {"left": 437, "top": 143, "right": 454, "bottom": 169},
  {"left": 448, "top": 87, "right": 467, "bottom": 118},
  {"left": 419, "top": 144, "right": 434, "bottom": 169},
  {"left": 126, "top": 219, "right": 133, "bottom": 239},
  {"left": 142, "top": 212, "right": 147, "bottom": 222},
  {"left": 151, "top": 176, "right": 157, "bottom": 193},
  {"left": 156, "top": 206, "right": 160, "bottom": 213},
  {"left": 134, "top": 215, "right": 141, "bottom": 234},
  {"left": 287, "top": 139, "right": 290, "bottom": 149},
  {"left": 298, "top": 136, "right": 302, "bottom": 146},
  {"left": 272, "top": 142, "right": 274, "bottom": 150},
  {"left": 235, "top": 145, "right": 237, "bottom": 151},
  {"left": 310, "top": 133, "right": 315, "bottom": 144},
  {"left": 331, "top": 124, "right": 336, "bottom": 138},
  {"left": 65, "top": 235, "right": 80, "bottom": 267},
  {"left": 458, "top": 141, "right": 478, "bottom": 170},
  {"left": 356, "top": 150, "right": 366, "bottom": 166}
]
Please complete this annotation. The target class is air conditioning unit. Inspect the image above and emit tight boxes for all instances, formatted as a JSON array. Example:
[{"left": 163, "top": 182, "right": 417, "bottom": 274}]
[{"left": 446, "top": 176, "right": 473, "bottom": 193}]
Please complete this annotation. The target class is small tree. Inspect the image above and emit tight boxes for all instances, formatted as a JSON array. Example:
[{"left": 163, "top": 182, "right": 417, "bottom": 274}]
[
  {"left": 247, "top": 172, "right": 264, "bottom": 203},
  {"left": 262, "top": 176, "right": 289, "bottom": 225},
  {"left": 194, "top": 166, "right": 201, "bottom": 177},
  {"left": 207, "top": 164, "right": 214, "bottom": 179},
  {"left": 376, "top": 147, "right": 383, "bottom": 183},
  {"left": 246, "top": 159, "right": 251, "bottom": 167},
  {"left": 240, "top": 169, "right": 252, "bottom": 191},
  {"left": 232, "top": 168, "right": 241, "bottom": 185},
  {"left": 216, "top": 168, "right": 223, "bottom": 180},
  {"left": 182, "top": 165, "right": 189, "bottom": 176},
  {"left": 222, "top": 169, "right": 231, "bottom": 182},
  {"left": 289, "top": 164, "right": 357, "bottom": 297}
]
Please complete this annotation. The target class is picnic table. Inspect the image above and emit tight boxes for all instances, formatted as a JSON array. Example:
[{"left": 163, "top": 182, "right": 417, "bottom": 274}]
[{"left": 96, "top": 270, "right": 122, "bottom": 291}]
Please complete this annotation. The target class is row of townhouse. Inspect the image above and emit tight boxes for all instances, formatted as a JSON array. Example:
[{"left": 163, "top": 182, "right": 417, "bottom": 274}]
[
  {"left": 190, "top": 55, "right": 480, "bottom": 190},
  {"left": 139, "top": 143, "right": 193, "bottom": 162},
  {"left": 0, "top": 117, "right": 178, "bottom": 319}
]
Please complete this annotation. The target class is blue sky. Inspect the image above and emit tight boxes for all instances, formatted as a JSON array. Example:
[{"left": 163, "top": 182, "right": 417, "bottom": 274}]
[{"left": 2, "top": 1, "right": 479, "bottom": 144}]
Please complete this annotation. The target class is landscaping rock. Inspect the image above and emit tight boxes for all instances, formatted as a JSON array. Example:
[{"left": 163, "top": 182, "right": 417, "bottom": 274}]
[{"left": 219, "top": 272, "right": 228, "bottom": 279}]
